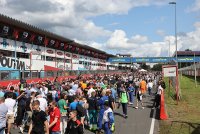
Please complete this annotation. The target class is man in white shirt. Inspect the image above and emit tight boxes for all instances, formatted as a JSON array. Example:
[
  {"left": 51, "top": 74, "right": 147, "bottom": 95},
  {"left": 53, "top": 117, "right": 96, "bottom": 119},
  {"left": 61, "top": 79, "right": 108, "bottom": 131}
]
[
  {"left": 36, "top": 94, "right": 48, "bottom": 112},
  {"left": 5, "top": 93, "right": 16, "bottom": 134},
  {"left": 147, "top": 80, "right": 153, "bottom": 95},
  {"left": 87, "top": 85, "right": 95, "bottom": 98}
]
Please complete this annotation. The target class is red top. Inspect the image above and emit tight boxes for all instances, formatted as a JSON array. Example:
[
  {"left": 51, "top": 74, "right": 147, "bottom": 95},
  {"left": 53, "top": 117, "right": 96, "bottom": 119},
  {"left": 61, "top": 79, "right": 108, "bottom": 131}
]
[{"left": 50, "top": 107, "right": 61, "bottom": 131}]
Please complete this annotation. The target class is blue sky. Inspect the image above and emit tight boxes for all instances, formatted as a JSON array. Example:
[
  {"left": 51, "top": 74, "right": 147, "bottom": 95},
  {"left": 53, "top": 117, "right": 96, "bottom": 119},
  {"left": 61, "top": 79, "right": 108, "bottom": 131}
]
[
  {"left": 92, "top": 0, "right": 197, "bottom": 42},
  {"left": 0, "top": 0, "right": 200, "bottom": 57}
]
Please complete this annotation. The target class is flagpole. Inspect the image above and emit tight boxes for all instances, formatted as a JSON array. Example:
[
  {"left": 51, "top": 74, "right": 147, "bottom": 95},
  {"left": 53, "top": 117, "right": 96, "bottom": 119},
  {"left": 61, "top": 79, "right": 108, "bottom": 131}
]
[
  {"left": 14, "top": 40, "right": 17, "bottom": 68},
  {"left": 44, "top": 44, "right": 46, "bottom": 66}
]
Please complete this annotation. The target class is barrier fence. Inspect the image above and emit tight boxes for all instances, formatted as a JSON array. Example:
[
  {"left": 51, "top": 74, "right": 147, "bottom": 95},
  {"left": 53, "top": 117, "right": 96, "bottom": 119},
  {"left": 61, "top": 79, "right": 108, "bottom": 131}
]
[{"left": 0, "top": 69, "right": 128, "bottom": 87}]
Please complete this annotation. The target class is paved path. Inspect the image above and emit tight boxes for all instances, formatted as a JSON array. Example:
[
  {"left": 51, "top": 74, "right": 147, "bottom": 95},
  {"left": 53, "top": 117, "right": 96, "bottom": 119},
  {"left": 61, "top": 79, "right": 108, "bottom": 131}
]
[{"left": 11, "top": 94, "right": 160, "bottom": 134}]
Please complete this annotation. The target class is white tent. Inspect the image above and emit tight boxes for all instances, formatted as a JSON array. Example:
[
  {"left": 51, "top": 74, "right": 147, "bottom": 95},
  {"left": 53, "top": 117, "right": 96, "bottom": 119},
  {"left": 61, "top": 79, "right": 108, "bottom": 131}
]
[{"left": 139, "top": 69, "right": 147, "bottom": 72}]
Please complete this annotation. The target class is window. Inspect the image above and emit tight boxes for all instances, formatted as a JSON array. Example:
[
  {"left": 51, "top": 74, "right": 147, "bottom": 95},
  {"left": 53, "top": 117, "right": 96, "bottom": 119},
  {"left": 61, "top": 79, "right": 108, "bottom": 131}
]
[
  {"left": 79, "top": 61, "right": 83, "bottom": 64},
  {"left": 65, "top": 59, "right": 71, "bottom": 63},
  {"left": 17, "top": 52, "right": 29, "bottom": 59},
  {"left": 0, "top": 71, "right": 10, "bottom": 80},
  {"left": 0, "top": 50, "right": 14, "bottom": 57}
]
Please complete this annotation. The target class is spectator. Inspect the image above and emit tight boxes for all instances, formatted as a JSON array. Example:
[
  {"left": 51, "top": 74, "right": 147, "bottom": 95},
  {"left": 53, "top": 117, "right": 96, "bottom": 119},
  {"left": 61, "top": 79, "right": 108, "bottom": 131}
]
[
  {"left": 103, "top": 101, "right": 115, "bottom": 134},
  {"left": 5, "top": 92, "right": 16, "bottom": 134},
  {"left": 28, "top": 100, "right": 49, "bottom": 134},
  {"left": 58, "top": 93, "right": 68, "bottom": 134},
  {"left": 0, "top": 97, "right": 8, "bottom": 134},
  {"left": 65, "top": 110, "right": 84, "bottom": 134},
  {"left": 87, "top": 91, "right": 98, "bottom": 130},
  {"left": 49, "top": 101, "right": 61, "bottom": 134}
]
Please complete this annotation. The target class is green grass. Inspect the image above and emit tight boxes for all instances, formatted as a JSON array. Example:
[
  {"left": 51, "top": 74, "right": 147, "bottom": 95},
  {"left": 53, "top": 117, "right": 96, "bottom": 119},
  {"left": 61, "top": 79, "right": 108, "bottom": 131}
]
[{"left": 159, "top": 75, "right": 200, "bottom": 134}]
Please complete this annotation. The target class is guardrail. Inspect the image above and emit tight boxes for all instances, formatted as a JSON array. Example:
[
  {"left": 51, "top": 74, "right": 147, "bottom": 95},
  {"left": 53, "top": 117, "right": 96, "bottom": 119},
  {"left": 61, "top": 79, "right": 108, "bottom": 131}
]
[{"left": 0, "top": 69, "right": 128, "bottom": 81}]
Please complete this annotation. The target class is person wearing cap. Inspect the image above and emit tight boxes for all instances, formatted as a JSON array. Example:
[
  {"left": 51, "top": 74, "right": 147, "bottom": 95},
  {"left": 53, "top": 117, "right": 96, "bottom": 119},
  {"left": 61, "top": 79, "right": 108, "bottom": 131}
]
[
  {"left": 0, "top": 97, "right": 8, "bottom": 134},
  {"left": 103, "top": 101, "right": 115, "bottom": 134}
]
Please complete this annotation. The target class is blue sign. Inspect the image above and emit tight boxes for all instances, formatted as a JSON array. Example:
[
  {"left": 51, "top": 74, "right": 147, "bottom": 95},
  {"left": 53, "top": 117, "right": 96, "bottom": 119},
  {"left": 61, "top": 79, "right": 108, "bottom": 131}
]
[
  {"left": 108, "top": 57, "right": 200, "bottom": 63},
  {"left": 108, "top": 57, "right": 131, "bottom": 63}
]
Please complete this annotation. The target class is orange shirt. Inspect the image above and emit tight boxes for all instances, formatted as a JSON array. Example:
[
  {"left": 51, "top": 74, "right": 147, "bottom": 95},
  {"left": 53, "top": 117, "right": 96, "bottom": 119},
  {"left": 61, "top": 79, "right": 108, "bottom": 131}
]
[
  {"left": 140, "top": 80, "right": 147, "bottom": 93},
  {"left": 81, "top": 83, "right": 87, "bottom": 89}
]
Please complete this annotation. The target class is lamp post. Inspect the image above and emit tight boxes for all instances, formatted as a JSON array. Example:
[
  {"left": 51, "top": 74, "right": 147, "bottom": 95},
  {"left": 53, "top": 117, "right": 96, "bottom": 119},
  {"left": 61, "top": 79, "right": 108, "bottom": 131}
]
[
  {"left": 169, "top": 2, "right": 180, "bottom": 101},
  {"left": 169, "top": 2, "right": 177, "bottom": 63},
  {"left": 167, "top": 40, "right": 171, "bottom": 62}
]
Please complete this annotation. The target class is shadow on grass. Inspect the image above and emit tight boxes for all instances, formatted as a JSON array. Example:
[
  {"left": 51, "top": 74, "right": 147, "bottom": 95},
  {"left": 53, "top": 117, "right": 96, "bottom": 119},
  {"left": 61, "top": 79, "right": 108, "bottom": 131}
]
[{"left": 167, "top": 121, "right": 200, "bottom": 134}]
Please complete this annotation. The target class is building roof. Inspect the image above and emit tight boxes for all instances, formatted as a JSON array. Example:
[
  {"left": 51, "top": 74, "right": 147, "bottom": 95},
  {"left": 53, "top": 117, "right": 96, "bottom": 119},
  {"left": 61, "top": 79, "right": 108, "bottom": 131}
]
[
  {"left": 172, "top": 51, "right": 200, "bottom": 57},
  {"left": 0, "top": 14, "right": 114, "bottom": 58}
]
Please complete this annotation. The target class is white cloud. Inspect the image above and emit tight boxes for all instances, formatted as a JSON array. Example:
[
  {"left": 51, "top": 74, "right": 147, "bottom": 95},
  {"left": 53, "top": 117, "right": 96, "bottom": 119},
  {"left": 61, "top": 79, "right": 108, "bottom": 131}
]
[
  {"left": 106, "top": 30, "right": 163, "bottom": 57},
  {"left": 156, "top": 29, "right": 166, "bottom": 36},
  {"left": 0, "top": 0, "right": 199, "bottom": 57},
  {"left": 186, "top": 0, "right": 200, "bottom": 12},
  {"left": 0, "top": 0, "right": 170, "bottom": 42}
]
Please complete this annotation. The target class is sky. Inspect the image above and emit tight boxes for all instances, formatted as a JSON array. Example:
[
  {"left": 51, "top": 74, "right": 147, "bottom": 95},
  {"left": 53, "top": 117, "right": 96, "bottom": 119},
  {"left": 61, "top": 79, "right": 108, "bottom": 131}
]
[{"left": 0, "top": 0, "right": 200, "bottom": 57}]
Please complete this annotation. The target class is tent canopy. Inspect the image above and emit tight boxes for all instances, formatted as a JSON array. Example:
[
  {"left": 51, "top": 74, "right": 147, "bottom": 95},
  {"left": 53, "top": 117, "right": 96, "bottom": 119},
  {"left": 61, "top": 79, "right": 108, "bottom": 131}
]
[{"left": 139, "top": 69, "right": 147, "bottom": 72}]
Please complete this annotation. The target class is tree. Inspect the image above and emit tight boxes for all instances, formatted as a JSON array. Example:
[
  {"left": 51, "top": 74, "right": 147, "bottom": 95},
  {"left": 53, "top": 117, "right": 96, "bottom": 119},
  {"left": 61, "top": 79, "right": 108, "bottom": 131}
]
[
  {"left": 185, "top": 49, "right": 192, "bottom": 51},
  {"left": 140, "top": 63, "right": 150, "bottom": 70},
  {"left": 151, "top": 63, "right": 163, "bottom": 71}
]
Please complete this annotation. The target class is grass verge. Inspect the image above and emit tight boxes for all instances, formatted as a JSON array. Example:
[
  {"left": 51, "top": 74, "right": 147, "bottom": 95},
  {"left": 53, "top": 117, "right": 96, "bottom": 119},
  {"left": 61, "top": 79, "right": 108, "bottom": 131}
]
[{"left": 159, "top": 75, "right": 200, "bottom": 134}]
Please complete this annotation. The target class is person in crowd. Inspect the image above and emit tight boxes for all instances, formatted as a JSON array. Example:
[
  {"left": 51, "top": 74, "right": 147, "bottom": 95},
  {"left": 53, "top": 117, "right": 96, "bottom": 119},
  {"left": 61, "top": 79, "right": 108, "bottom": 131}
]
[
  {"left": 58, "top": 93, "right": 68, "bottom": 134},
  {"left": 4, "top": 86, "right": 17, "bottom": 99},
  {"left": 135, "top": 85, "right": 145, "bottom": 109},
  {"left": 0, "top": 97, "right": 8, "bottom": 134},
  {"left": 87, "top": 91, "right": 98, "bottom": 130},
  {"left": 36, "top": 93, "right": 48, "bottom": 112},
  {"left": 0, "top": 87, "right": 4, "bottom": 97},
  {"left": 103, "top": 101, "right": 115, "bottom": 134},
  {"left": 75, "top": 84, "right": 83, "bottom": 97},
  {"left": 110, "top": 85, "right": 117, "bottom": 102},
  {"left": 15, "top": 91, "right": 27, "bottom": 128},
  {"left": 152, "top": 81, "right": 164, "bottom": 109},
  {"left": 49, "top": 101, "right": 61, "bottom": 134},
  {"left": 127, "top": 83, "right": 135, "bottom": 105},
  {"left": 28, "top": 100, "right": 49, "bottom": 134},
  {"left": 5, "top": 92, "right": 16, "bottom": 134},
  {"left": 147, "top": 79, "right": 153, "bottom": 95},
  {"left": 87, "top": 84, "right": 95, "bottom": 98},
  {"left": 97, "top": 90, "right": 108, "bottom": 132},
  {"left": 120, "top": 85, "right": 128, "bottom": 118},
  {"left": 20, "top": 91, "right": 37, "bottom": 133},
  {"left": 65, "top": 110, "right": 84, "bottom": 134},
  {"left": 71, "top": 81, "right": 78, "bottom": 92},
  {"left": 140, "top": 78, "right": 147, "bottom": 96},
  {"left": 106, "top": 90, "right": 115, "bottom": 110}
]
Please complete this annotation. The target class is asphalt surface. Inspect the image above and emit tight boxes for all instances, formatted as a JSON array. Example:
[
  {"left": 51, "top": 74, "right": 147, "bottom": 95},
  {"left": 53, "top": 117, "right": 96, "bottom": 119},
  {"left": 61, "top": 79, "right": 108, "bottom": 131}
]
[{"left": 11, "top": 91, "right": 160, "bottom": 134}]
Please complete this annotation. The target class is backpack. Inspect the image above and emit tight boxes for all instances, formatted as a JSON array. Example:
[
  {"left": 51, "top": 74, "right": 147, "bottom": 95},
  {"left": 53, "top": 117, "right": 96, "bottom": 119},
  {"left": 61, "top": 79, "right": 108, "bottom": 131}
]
[{"left": 76, "top": 102, "right": 86, "bottom": 117}]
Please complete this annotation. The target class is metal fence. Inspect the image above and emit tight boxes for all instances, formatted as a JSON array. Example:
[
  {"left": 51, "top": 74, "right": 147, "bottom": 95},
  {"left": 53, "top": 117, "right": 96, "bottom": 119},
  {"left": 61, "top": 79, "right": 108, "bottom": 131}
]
[{"left": 0, "top": 69, "right": 128, "bottom": 81}]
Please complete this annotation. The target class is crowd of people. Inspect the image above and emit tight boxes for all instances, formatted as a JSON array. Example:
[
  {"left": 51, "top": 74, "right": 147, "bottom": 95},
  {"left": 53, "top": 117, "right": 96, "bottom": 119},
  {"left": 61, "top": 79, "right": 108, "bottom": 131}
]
[{"left": 0, "top": 71, "right": 165, "bottom": 134}]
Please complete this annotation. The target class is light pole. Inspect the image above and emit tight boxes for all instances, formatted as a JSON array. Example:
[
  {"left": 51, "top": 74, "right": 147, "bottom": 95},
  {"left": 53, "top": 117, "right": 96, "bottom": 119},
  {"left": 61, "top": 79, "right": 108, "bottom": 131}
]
[
  {"left": 169, "top": 2, "right": 177, "bottom": 63},
  {"left": 167, "top": 40, "right": 171, "bottom": 57},
  {"left": 169, "top": 2, "right": 180, "bottom": 101}
]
